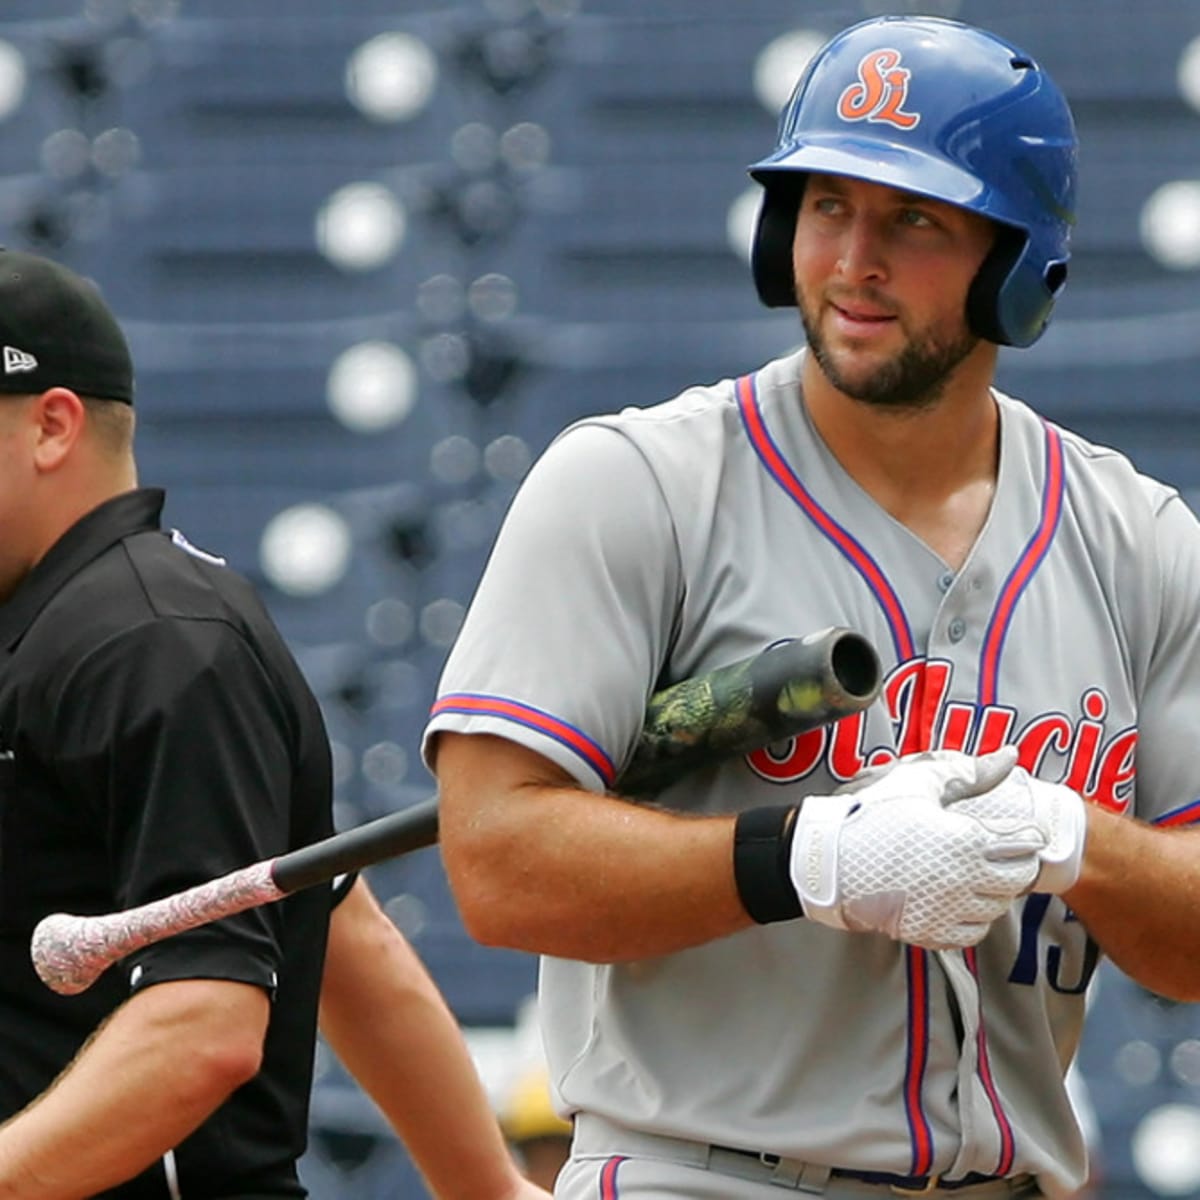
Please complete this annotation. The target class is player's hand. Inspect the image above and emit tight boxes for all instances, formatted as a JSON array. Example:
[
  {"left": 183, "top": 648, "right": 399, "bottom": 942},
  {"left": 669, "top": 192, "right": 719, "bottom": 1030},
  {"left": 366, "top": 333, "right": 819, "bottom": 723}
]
[
  {"left": 835, "top": 745, "right": 1019, "bottom": 803},
  {"left": 842, "top": 747, "right": 1089, "bottom": 894},
  {"left": 948, "top": 766, "right": 1088, "bottom": 894},
  {"left": 789, "top": 748, "right": 1047, "bottom": 949}
]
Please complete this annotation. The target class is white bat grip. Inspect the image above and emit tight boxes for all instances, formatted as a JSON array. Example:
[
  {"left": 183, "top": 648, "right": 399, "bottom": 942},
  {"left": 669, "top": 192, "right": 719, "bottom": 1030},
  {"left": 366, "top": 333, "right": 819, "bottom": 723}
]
[{"left": 31, "top": 860, "right": 285, "bottom": 995}]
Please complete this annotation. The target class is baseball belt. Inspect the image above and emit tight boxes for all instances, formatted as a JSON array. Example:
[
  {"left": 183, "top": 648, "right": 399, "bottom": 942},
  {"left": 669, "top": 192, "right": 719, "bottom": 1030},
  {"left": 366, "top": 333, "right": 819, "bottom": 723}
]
[{"left": 572, "top": 1114, "right": 1041, "bottom": 1197}]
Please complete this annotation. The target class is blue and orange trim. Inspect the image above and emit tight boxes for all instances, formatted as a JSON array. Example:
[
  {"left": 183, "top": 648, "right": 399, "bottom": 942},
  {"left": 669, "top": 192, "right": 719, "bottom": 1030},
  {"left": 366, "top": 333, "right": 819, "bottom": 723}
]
[
  {"left": 1154, "top": 799, "right": 1200, "bottom": 828},
  {"left": 967, "top": 420, "right": 1063, "bottom": 1171},
  {"left": 430, "top": 692, "right": 617, "bottom": 788},
  {"left": 736, "top": 373, "right": 916, "bottom": 663},
  {"left": 904, "top": 946, "right": 935, "bottom": 1174},
  {"left": 739, "top": 371, "right": 934, "bottom": 1170},
  {"left": 599, "top": 1155, "right": 627, "bottom": 1198},
  {"left": 963, "top": 947, "right": 1016, "bottom": 1175},
  {"left": 737, "top": 371, "right": 1069, "bottom": 1176},
  {"left": 978, "top": 422, "right": 1064, "bottom": 707}
]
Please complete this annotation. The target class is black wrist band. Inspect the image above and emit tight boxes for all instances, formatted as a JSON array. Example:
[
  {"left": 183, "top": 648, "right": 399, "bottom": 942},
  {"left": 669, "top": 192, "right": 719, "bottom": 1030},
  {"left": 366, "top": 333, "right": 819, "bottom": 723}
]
[{"left": 733, "top": 805, "right": 804, "bottom": 924}]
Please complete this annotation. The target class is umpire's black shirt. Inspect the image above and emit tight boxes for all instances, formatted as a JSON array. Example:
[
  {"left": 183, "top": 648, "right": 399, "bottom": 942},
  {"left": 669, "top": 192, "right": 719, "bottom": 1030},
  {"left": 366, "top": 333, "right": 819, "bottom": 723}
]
[{"left": 0, "top": 489, "right": 336, "bottom": 1198}]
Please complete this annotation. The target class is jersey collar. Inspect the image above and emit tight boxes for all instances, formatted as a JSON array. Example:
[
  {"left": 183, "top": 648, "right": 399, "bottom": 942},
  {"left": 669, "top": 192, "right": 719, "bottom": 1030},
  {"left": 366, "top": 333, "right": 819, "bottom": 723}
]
[{"left": 0, "top": 487, "right": 166, "bottom": 650}]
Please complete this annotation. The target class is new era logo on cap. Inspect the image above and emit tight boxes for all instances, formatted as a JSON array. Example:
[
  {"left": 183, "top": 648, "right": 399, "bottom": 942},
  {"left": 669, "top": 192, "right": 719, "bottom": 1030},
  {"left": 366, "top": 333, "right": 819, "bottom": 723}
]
[
  {"left": 0, "top": 252, "right": 133, "bottom": 402},
  {"left": 3, "top": 345, "right": 37, "bottom": 374}
]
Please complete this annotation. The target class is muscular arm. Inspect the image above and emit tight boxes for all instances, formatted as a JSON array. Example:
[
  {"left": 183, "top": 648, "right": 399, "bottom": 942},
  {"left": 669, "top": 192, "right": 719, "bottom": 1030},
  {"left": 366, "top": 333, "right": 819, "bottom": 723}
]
[
  {"left": 1066, "top": 806, "right": 1200, "bottom": 1001},
  {"left": 319, "top": 877, "right": 548, "bottom": 1200},
  {"left": 435, "top": 732, "right": 752, "bottom": 962},
  {"left": 0, "top": 979, "right": 267, "bottom": 1199},
  {"left": 1082, "top": 494, "right": 1200, "bottom": 1001}
]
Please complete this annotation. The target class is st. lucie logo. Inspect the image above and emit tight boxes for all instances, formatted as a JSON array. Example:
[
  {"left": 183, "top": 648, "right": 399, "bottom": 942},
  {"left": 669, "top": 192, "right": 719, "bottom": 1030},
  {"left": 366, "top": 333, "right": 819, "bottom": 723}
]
[{"left": 837, "top": 48, "right": 921, "bottom": 130}]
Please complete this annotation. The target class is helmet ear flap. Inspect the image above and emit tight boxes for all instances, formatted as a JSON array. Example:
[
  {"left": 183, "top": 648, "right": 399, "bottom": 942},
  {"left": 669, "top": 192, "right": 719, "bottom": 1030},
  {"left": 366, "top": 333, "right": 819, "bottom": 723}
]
[
  {"left": 966, "top": 227, "right": 1026, "bottom": 346},
  {"left": 967, "top": 226, "right": 1067, "bottom": 348},
  {"left": 751, "top": 178, "right": 805, "bottom": 308}
]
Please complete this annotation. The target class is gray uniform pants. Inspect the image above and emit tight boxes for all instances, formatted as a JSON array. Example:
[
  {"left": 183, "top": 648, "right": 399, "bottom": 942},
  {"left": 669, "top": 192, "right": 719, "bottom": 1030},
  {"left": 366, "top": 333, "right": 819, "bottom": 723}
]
[{"left": 556, "top": 1115, "right": 1045, "bottom": 1200}]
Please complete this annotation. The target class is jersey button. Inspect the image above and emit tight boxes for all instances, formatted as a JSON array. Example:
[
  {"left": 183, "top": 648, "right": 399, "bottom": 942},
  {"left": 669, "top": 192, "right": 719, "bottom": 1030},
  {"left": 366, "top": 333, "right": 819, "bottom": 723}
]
[
  {"left": 938, "top": 571, "right": 955, "bottom": 593},
  {"left": 948, "top": 617, "right": 966, "bottom": 642}
]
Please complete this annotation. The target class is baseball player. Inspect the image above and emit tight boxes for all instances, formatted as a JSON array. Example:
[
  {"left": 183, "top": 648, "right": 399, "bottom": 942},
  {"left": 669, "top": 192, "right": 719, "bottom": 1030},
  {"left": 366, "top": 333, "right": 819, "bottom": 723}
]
[{"left": 423, "top": 15, "right": 1200, "bottom": 1199}]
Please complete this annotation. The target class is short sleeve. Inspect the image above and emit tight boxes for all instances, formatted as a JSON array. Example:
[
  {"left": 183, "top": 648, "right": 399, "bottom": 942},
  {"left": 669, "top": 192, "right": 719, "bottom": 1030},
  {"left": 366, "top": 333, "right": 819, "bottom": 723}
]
[
  {"left": 1131, "top": 492, "right": 1200, "bottom": 827},
  {"left": 51, "top": 617, "right": 297, "bottom": 993},
  {"left": 423, "top": 421, "right": 683, "bottom": 790}
]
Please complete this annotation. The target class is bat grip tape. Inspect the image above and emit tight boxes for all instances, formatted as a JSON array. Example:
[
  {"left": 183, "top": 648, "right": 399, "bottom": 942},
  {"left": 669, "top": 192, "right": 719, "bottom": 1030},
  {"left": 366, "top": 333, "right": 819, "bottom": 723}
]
[{"left": 733, "top": 805, "right": 804, "bottom": 924}]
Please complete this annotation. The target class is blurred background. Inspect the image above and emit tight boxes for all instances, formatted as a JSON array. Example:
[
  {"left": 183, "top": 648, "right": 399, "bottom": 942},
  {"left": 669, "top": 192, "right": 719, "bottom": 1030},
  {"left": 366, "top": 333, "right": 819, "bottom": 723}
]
[{"left": 0, "top": 0, "right": 1198, "bottom": 1195}]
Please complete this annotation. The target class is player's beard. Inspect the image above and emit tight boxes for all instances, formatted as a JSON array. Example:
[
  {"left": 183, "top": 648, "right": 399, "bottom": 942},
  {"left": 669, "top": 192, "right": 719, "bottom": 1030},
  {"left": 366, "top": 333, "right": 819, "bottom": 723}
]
[{"left": 797, "top": 289, "right": 980, "bottom": 411}]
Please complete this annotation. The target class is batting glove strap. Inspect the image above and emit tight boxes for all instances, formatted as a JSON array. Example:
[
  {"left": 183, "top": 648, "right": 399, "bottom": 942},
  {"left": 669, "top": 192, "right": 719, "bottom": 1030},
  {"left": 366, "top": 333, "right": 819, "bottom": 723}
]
[
  {"left": 733, "top": 805, "right": 804, "bottom": 924},
  {"left": 787, "top": 794, "right": 859, "bottom": 929},
  {"left": 1032, "top": 777, "right": 1088, "bottom": 894}
]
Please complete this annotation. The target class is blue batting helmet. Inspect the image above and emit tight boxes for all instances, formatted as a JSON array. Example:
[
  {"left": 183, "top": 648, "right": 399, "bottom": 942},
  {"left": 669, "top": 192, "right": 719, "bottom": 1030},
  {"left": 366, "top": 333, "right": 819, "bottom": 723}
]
[{"left": 748, "top": 16, "right": 1078, "bottom": 347}]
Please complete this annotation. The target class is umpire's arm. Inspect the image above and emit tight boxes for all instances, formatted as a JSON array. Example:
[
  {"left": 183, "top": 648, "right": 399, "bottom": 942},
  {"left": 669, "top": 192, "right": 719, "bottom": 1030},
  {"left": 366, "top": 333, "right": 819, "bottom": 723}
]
[
  {"left": 0, "top": 978, "right": 267, "bottom": 1197},
  {"left": 319, "top": 876, "right": 547, "bottom": 1200}
]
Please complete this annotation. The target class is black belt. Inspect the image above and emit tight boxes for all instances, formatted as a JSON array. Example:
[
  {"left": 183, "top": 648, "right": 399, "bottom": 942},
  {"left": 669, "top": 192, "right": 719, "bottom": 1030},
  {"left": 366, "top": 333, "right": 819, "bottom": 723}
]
[
  {"left": 715, "top": 1147, "right": 1028, "bottom": 1194},
  {"left": 837, "top": 1170, "right": 1019, "bottom": 1193}
]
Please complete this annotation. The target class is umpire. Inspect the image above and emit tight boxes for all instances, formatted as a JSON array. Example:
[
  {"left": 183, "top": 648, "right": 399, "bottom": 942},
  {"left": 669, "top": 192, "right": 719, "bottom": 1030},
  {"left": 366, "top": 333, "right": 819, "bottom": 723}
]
[{"left": 0, "top": 249, "right": 338, "bottom": 1197}]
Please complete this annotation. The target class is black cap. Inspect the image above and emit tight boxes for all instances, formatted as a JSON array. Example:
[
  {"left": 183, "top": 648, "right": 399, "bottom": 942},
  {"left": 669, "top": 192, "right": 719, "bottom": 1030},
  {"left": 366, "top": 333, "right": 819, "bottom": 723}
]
[{"left": 0, "top": 249, "right": 133, "bottom": 405}]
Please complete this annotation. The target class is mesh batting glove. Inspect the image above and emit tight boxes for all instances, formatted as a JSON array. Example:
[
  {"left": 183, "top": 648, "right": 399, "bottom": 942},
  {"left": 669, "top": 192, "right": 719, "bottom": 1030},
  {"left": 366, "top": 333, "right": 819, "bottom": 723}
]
[
  {"left": 949, "top": 766, "right": 1088, "bottom": 894},
  {"left": 787, "top": 752, "right": 1047, "bottom": 949}
]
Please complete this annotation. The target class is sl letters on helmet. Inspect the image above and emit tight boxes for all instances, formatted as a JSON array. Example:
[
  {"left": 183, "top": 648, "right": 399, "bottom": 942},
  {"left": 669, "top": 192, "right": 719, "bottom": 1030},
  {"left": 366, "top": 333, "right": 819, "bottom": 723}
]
[{"left": 837, "top": 49, "right": 921, "bottom": 129}]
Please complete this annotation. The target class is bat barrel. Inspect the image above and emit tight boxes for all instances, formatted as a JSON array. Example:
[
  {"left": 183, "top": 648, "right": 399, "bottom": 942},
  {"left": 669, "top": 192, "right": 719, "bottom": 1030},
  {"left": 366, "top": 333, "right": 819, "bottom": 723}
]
[
  {"left": 828, "top": 628, "right": 881, "bottom": 703},
  {"left": 619, "top": 626, "right": 882, "bottom": 794}
]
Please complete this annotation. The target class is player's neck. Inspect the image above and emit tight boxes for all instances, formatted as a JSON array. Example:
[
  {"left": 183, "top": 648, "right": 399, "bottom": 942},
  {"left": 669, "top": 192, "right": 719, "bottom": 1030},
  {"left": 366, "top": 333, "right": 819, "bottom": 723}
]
[{"left": 801, "top": 353, "right": 1001, "bottom": 570}]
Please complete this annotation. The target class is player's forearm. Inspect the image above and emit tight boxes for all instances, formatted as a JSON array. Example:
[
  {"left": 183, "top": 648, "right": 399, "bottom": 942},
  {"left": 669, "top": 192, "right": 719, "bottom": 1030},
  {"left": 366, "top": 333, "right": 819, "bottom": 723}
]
[
  {"left": 437, "top": 735, "right": 750, "bottom": 961},
  {"left": 0, "top": 980, "right": 267, "bottom": 1198},
  {"left": 1066, "top": 806, "right": 1200, "bottom": 1000},
  {"left": 448, "top": 785, "right": 746, "bottom": 960},
  {"left": 320, "top": 880, "right": 531, "bottom": 1200}
]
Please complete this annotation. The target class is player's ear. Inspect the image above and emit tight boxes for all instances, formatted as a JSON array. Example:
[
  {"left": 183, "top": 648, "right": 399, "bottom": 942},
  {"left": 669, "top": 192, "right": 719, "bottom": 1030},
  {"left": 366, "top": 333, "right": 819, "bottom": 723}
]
[{"left": 31, "top": 387, "right": 86, "bottom": 472}]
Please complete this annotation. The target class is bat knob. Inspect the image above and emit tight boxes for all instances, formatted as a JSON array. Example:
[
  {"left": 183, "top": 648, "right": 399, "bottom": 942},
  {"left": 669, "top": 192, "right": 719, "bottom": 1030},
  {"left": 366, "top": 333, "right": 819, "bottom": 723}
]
[{"left": 31, "top": 913, "right": 105, "bottom": 996}]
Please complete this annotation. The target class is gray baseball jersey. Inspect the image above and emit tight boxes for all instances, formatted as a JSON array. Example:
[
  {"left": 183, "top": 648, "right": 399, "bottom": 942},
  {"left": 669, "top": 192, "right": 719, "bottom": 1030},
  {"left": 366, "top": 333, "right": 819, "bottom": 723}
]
[{"left": 423, "top": 349, "right": 1200, "bottom": 1193}]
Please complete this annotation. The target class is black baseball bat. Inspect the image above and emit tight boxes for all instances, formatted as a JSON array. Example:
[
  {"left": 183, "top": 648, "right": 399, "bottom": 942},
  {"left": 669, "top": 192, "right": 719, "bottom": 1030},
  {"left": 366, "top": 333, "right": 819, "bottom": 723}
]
[{"left": 31, "top": 626, "right": 880, "bottom": 995}]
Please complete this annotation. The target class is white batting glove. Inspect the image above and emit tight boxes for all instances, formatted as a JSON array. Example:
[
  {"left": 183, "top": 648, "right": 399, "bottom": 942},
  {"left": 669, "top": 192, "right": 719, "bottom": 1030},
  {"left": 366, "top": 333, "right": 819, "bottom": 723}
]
[
  {"left": 949, "top": 766, "right": 1088, "bottom": 894},
  {"left": 838, "top": 745, "right": 1020, "bottom": 803},
  {"left": 842, "top": 747, "right": 1088, "bottom": 893},
  {"left": 789, "top": 748, "right": 1047, "bottom": 949}
]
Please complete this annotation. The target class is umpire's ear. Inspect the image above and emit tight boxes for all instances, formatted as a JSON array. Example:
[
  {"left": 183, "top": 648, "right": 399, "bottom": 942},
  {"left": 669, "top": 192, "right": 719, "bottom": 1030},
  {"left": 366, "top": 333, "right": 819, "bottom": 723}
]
[{"left": 30, "top": 386, "right": 86, "bottom": 473}]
